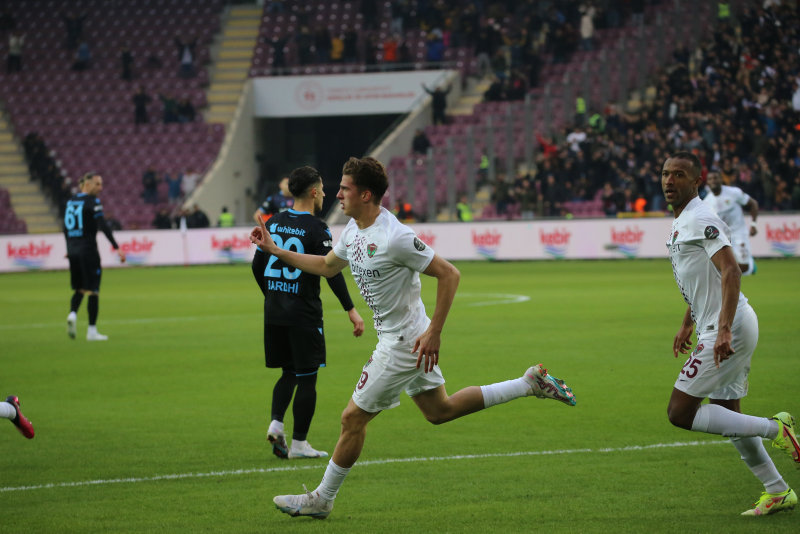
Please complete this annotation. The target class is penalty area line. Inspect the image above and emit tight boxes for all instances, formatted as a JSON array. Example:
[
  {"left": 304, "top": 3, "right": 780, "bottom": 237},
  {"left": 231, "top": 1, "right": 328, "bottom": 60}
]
[{"left": 0, "top": 440, "right": 727, "bottom": 493}]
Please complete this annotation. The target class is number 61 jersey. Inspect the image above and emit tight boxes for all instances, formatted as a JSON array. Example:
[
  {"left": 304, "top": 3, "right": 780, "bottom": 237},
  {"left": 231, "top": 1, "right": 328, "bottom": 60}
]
[{"left": 254, "top": 209, "right": 334, "bottom": 326}]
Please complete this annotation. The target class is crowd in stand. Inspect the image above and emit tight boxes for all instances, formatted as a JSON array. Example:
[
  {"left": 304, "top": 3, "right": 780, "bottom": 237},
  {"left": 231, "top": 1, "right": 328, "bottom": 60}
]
[
  {"left": 487, "top": 1, "right": 800, "bottom": 218},
  {"left": 22, "top": 134, "right": 74, "bottom": 219},
  {"left": 263, "top": 0, "right": 636, "bottom": 83}
]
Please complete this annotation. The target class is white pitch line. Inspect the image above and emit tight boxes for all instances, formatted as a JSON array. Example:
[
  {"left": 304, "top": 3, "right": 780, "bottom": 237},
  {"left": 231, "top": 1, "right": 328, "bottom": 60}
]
[
  {"left": 0, "top": 440, "right": 727, "bottom": 493},
  {"left": 458, "top": 292, "right": 531, "bottom": 307},
  {"left": 0, "top": 314, "right": 258, "bottom": 331}
]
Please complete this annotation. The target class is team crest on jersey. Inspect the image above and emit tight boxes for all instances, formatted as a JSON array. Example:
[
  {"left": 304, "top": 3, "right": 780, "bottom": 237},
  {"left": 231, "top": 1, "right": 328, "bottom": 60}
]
[
  {"left": 367, "top": 243, "right": 378, "bottom": 257},
  {"left": 413, "top": 237, "right": 426, "bottom": 251},
  {"left": 704, "top": 226, "right": 719, "bottom": 239},
  {"left": 692, "top": 343, "right": 704, "bottom": 356},
  {"left": 671, "top": 231, "right": 679, "bottom": 244}
]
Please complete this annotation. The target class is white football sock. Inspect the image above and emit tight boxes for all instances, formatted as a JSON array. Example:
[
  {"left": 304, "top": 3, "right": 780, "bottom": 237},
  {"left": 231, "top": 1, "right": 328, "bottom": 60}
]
[
  {"left": 315, "top": 460, "right": 350, "bottom": 501},
  {"left": 480, "top": 377, "right": 530, "bottom": 408},
  {"left": 268, "top": 420, "right": 284, "bottom": 435},
  {"left": 731, "top": 437, "right": 788, "bottom": 494},
  {"left": 88, "top": 325, "right": 98, "bottom": 335},
  {"left": 0, "top": 402, "right": 15, "bottom": 420},
  {"left": 691, "top": 404, "right": 778, "bottom": 438}
]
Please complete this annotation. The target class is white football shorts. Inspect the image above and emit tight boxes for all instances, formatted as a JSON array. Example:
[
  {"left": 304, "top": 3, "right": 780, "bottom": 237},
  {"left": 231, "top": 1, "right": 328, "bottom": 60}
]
[
  {"left": 673, "top": 303, "right": 758, "bottom": 400},
  {"left": 730, "top": 228, "right": 753, "bottom": 266},
  {"left": 351, "top": 328, "right": 445, "bottom": 413}
]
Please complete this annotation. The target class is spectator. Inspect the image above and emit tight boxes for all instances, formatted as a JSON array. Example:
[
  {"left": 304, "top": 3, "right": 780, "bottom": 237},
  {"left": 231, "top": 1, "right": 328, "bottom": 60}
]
[
  {"left": 177, "top": 97, "right": 195, "bottom": 123},
  {"left": 343, "top": 29, "right": 358, "bottom": 63},
  {"left": 254, "top": 176, "right": 293, "bottom": 221},
  {"left": 395, "top": 201, "right": 415, "bottom": 222},
  {"left": 181, "top": 168, "right": 201, "bottom": 197},
  {"left": 71, "top": 41, "right": 90, "bottom": 71},
  {"left": 364, "top": 33, "right": 378, "bottom": 67},
  {"left": 153, "top": 208, "right": 173, "bottom": 229},
  {"left": 579, "top": 3, "right": 596, "bottom": 51},
  {"left": 269, "top": 34, "right": 289, "bottom": 74},
  {"left": 330, "top": 33, "right": 344, "bottom": 63},
  {"left": 173, "top": 208, "right": 189, "bottom": 231},
  {"left": 382, "top": 35, "right": 399, "bottom": 69},
  {"left": 295, "top": 25, "right": 313, "bottom": 66},
  {"left": 141, "top": 168, "right": 159, "bottom": 204},
  {"left": 189, "top": 204, "right": 210, "bottom": 228},
  {"left": 411, "top": 129, "right": 431, "bottom": 155},
  {"left": 422, "top": 83, "right": 451, "bottom": 125},
  {"left": 175, "top": 35, "right": 197, "bottom": 78},
  {"left": 217, "top": 206, "right": 234, "bottom": 227},
  {"left": 61, "top": 11, "right": 86, "bottom": 50},
  {"left": 425, "top": 29, "right": 445, "bottom": 65},
  {"left": 314, "top": 26, "right": 332, "bottom": 64},
  {"left": 106, "top": 212, "right": 123, "bottom": 231},
  {"left": 6, "top": 31, "right": 23, "bottom": 73},
  {"left": 456, "top": 195, "right": 474, "bottom": 221},
  {"left": 120, "top": 43, "right": 134, "bottom": 81},
  {"left": 165, "top": 172, "right": 182, "bottom": 203},
  {"left": 133, "top": 86, "right": 151, "bottom": 125},
  {"left": 159, "top": 93, "right": 179, "bottom": 124}
]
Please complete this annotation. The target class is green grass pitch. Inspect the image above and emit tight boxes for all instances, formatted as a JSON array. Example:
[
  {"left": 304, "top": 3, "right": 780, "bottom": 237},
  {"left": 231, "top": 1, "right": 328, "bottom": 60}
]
[{"left": 1, "top": 258, "right": 798, "bottom": 533}]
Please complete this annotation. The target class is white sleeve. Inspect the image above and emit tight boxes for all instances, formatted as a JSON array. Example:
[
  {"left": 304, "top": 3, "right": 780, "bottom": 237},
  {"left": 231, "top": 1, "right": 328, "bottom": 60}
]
[
  {"left": 389, "top": 225, "right": 435, "bottom": 273},
  {"left": 733, "top": 187, "right": 751, "bottom": 207},
  {"left": 332, "top": 221, "right": 354, "bottom": 261},
  {"left": 687, "top": 212, "right": 731, "bottom": 259}
]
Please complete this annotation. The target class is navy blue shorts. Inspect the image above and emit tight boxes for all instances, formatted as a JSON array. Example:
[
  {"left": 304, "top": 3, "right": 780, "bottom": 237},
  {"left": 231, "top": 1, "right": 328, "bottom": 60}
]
[
  {"left": 264, "top": 324, "right": 326, "bottom": 369},
  {"left": 68, "top": 251, "right": 102, "bottom": 292}
]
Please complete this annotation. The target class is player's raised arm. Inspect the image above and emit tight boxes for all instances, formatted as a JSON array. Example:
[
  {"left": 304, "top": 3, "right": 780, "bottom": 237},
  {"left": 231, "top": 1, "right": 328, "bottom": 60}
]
[{"left": 250, "top": 215, "right": 348, "bottom": 278}]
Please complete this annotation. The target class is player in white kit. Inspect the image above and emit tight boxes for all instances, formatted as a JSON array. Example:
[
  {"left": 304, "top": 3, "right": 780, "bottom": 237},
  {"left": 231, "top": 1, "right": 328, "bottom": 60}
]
[
  {"left": 251, "top": 156, "right": 576, "bottom": 519},
  {"left": 702, "top": 172, "right": 759, "bottom": 275},
  {"left": 662, "top": 152, "right": 799, "bottom": 516}
]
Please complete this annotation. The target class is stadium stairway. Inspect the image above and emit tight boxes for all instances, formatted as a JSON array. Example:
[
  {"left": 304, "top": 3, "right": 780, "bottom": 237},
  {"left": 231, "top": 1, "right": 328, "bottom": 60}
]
[
  {"left": 0, "top": 112, "right": 59, "bottom": 233},
  {"left": 447, "top": 77, "right": 493, "bottom": 119},
  {"left": 205, "top": 5, "right": 261, "bottom": 124}
]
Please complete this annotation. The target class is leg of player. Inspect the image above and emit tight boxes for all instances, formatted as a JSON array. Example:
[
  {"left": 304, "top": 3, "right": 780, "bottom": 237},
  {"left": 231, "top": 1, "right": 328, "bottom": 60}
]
[
  {"left": 1, "top": 395, "right": 35, "bottom": 439},
  {"left": 668, "top": 392, "right": 799, "bottom": 515},
  {"left": 288, "top": 368, "right": 328, "bottom": 459},
  {"left": 273, "top": 400, "right": 378, "bottom": 519},
  {"left": 67, "top": 291, "right": 83, "bottom": 339},
  {"left": 86, "top": 292, "right": 108, "bottom": 341},
  {"left": 267, "top": 367, "right": 295, "bottom": 459},
  {"left": 412, "top": 364, "right": 576, "bottom": 425}
]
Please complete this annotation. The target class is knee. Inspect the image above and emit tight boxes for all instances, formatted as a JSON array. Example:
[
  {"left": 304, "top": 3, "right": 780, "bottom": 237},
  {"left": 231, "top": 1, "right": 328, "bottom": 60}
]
[
  {"left": 340, "top": 407, "right": 366, "bottom": 434},
  {"left": 423, "top": 412, "right": 448, "bottom": 425},
  {"left": 666, "top": 405, "right": 693, "bottom": 430}
]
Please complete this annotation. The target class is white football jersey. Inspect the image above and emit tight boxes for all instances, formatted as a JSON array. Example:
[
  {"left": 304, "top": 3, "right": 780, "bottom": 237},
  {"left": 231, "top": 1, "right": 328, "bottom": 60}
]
[
  {"left": 333, "top": 207, "right": 435, "bottom": 335},
  {"left": 666, "top": 197, "right": 748, "bottom": 334},
  {"left": 702, "top": 185, "right": 751, "bottom": 235}
]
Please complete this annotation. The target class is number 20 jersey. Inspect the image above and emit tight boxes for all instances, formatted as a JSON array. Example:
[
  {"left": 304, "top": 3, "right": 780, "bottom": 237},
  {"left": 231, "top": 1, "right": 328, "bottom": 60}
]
[{"left": 260, "top": 209, "right": 333, "bottom": 326}]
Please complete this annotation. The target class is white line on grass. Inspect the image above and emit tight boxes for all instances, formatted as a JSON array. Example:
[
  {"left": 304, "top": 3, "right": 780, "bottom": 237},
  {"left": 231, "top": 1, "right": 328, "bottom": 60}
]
[
  {"left": 459, "top": 292, "right": 531, "bottom": 307},
  {"left": 0, "top": 439, "right": 727, "bottom": 493}
]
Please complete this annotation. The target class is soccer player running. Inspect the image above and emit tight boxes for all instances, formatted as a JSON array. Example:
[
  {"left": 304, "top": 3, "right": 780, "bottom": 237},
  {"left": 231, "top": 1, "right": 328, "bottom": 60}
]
[
  {"left": 662, "top": 152, "right": 800, "bottom": 517},
  {"left": 702, "top": 171, "right": 759, "bottom": 275},
  {"left": 64, "top": 172, "right": 126, "bottom": 341},
  {"left": 252, "top": 166, "right": 365, "bottom": 459},
  {"left": 250, "top": 156, "right": 576, "bottom": 519},
  {"left": 0, "top": 396, "right": 34, "bottom": 439}
]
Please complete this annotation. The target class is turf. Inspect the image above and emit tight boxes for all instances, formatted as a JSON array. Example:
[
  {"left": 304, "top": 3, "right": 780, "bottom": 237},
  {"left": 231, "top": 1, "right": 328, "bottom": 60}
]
[{"left": 1, "top": 258, "right": 798, "bottom": 533}]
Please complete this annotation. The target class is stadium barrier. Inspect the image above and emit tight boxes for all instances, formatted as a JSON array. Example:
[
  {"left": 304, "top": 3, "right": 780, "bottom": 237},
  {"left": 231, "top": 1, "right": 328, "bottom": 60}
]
[{"left": 2, "top": 215, "right": 799, "bottom": 273}]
